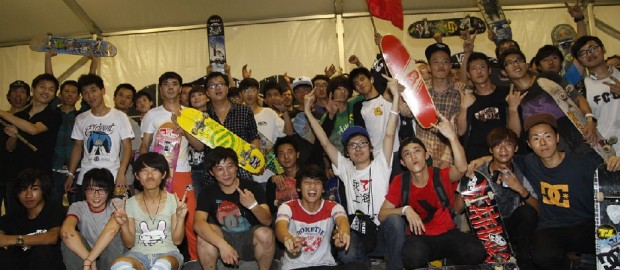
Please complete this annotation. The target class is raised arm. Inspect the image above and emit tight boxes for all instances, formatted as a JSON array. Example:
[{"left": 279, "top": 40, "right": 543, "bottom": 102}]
[
  {"left": 432, "top": 112, "right": 467, "bottom": 181},
  {"left": 304, "top": 90, "right": 340, "bottom": 167},
  {"left": 382, "top": 75, "right": 401, "bottom": 163}
]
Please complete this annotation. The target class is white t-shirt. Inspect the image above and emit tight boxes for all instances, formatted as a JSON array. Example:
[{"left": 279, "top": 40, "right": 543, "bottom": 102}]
[
  {"left": 585, "top": 68, "right": 620, "bottom": 154},
  {"left": 141, "top": 106, "right": 190, "bottom": 172},
  {"left": 71, "top": 108, "right": 134, "bottom": 185},
  {"left": 332, "top": 150, "right": 392, "bottom": 225},
  {"left": 361, "top": 95, "right": 400, "bottom": 156},
  {"left": 254, "top": 108, "right": 286, "bottom": 183},
  {"left": 276, "top": 199, "right": 346, "bottom": 270}
]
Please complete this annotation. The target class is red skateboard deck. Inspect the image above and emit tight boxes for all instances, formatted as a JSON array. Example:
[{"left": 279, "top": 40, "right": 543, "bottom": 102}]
[{"left": 381, "top": 35, "right": 438, "bottom": 129}]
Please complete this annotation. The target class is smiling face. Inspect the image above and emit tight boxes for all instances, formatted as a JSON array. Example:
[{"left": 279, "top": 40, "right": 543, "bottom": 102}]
[
  {"left": 276, "top": 143, "right": 299, "bottom": 169},
  {"left": 527, "top": 124, "right": 560, "bottom": 160},
  {"left": 400, "top": 142, "right": 428, "bottom": 174},
  {"left": 190, "top": 91, "right": 209, "bottom": 110},
  {"left": 352, "top": 74, "right": 373, "bottom": 97},
  {"left": 135, "top": 95, "right": 153, "bottom": 114},
  {"left": 299, "top": 177, "right": 324, "bottom": 204},
  {"left": 345, "top": 135, "right": 371, "bottom": 165},
  {"left": 84, "top": 184, "right": 109, "bottom": 212},
  {"left": 490, "top": 140, "right": 517, "bottom": 165},
  {"left": 32, "top": 80, "right": 57, "bottom": 105},
  {"left": 81, "top": 84, "right": 106, "bottom": 108},
  {"left": 210, "top": 158, "right": 238, "bottom": 187},
  {"left": 502, "top": 53, "right": 528, "bottom": 80},
  {"left": 8, "top": 87, "right": 30, "bottom": 109},
  {"left": 18, "top": 179, "right": 44, "bottom": 210},
  {"left": 577, "top": 41, "right": 606, "bottom": 69}
]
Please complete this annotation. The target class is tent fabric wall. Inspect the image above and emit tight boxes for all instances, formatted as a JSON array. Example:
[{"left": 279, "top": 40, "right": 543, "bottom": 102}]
[{"left": 1, "top": 6, "right": 619, "bottom": 110}]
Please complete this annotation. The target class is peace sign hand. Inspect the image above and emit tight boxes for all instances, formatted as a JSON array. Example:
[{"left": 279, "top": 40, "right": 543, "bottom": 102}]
[
  {"left": 112, "top": 198, "right": 128, "bottom": 225},
  {"left": 175, "top": 190, "right": 188, "bottom": 218}
]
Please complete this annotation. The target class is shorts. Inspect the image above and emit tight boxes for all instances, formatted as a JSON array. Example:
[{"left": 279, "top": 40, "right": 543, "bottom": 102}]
[
  {"left": 222, "top": 225, "right": 266, "bottom": 261},
  {"left": 124, "top": 250, "right": 184, "bottom": 269}
]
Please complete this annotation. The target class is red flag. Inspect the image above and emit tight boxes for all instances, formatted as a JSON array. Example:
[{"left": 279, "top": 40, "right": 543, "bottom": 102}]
[{"left": 366, "top": 0, "right": 404, "bottom": 30}]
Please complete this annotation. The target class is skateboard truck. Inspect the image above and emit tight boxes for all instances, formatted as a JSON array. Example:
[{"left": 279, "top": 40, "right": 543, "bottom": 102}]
[{"left": 464, "top": 191, "right": 495, "bottom": 207}]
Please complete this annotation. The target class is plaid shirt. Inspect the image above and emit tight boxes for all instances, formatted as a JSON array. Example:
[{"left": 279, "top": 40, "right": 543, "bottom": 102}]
[
  {"left": 415, "top": 85, "right": 461, "bottom": 166},
  {"left": 204, "top": 103, "right": 259, "bottom": 183},
  {"left": 52, "top": 107, "right": 80, "bottom": 170}
]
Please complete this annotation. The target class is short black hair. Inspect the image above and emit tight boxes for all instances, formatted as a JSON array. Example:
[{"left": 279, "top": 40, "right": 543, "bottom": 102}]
[
  {"left": 327, "top": 75, "right": 353, "bottom": 99},
  {"left": 261, "top": 81, "right": 283, "bottom": 97},
  {"left": 239, "top": 78, "right": 260, "bottom": 91},
  {"left": 114, "top": 83, "right": 137, "bottom": 98},
  {"left": 32, "top": 73, "right": 59, "bottom": 93},
  {"left": 295, "top": 164, "right": 327, "bottom": 193},
  {"left": 349, "top": 67, "right": 372, "bottom": 85},
  {"left": 182, "top": 83, "right": 193, "bottom": 88},
  {"left": 227, "top": 87, "right": 240, "bottom": 98},
  {"left": 466, "top": 52, "right": 491, "bottom": 71},
  {"left": 11, "top": 169, "right": 52, "bottom": 214},
  {"left": 204, "top": 147, "right": 239, "bottom": 173},
  {"left": 82, "top": 168, "right": 115, "bottom": 204},
  {"left": 274, "top": 136, "right": 299, "bottom": 154},
  {"left": 495, "top": 39, "right": 521, "bottom": 58},
  {"left": 571, "top": 35, "right": 604, "bottom": 59},
  {"left": 498, "top": 48, "right": 527, "bottom": 70},
  {"left": 60, "top": 80, "right": 79, "bottom": 92},
  {"left": 134, "top": 91, "right": 154, "bottom": 104},
  {"left": 205, "top": 71, "right": 229, "bottom": 88},
  {"left": 78, "top": 74, "right": 104, "bottom": 92},
  {"left": 133, "top": 152, "right": 170, "bottom": 191},
  {"left": 534, "top": 45, "right": 564, "bottom": 68},
  {"left": 312, "top": 75, "right": 330, "bottom": 85},
  {"left": 158, "top": 71, "right": 183, "bottom": 86},
  {"left": 399, "top": 137, "right": 428, "bottom": 157}
]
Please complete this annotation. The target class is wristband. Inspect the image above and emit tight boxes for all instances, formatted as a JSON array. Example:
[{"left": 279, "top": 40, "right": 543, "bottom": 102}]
[
  {"left": 521, "top": 193, "right": 531, "bottom": 201},
  {"left": 401, "top": 205, "right": 410, "bottom": 216},
  {"left": 16, "top": 235, "right": 24, "bottom": 246},
  {"left": 248, "top": 201, "right": 259, "bottom": 210},
  {"left": 390, "top": 110, "right": 399, "bottom": 116}
]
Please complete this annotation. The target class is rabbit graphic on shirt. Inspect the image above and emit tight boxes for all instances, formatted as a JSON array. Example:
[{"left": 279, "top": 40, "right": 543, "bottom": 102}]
[{"left": 139, "top": 220, "right": 166, "bottom": 246}]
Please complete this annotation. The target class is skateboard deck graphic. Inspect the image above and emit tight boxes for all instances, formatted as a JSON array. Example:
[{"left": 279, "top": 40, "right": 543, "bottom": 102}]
[
  {"left": 381, "top": 35, "right": 438, "bottom": 129},
  {"left": 274, "top": 177, "right": 298, "bottom": 208},
  {"left": 552, "top": 24, "right": 578, "bottom": 76},
  {"left": 177, "top": 108, "right": 265, "bottom": 174},
  {"left": 595, "top": 164, "right": 620, "bottom": 269},
  {"left": 207, "top": 15, "right": 226, "bottom": 73},
  {"left": 459, "top": 171, "right": 514, "bottom": 263},
  {"left": 477, "top": 0, "right": 512, "bottom": 45},
  {"left": 324, "top": 176, "right": 342, "bottom": 204},
  {"left": 30, "top": 34, "right": 117, "bottom": 57},
  {"left": 537, "top": 77, "right": 616, "bottom": 159},
  {"left": 293, "top": 112, "right": 316, "bottom": 143},
  {"left": 409, "top": 16, "right": 487, "bottom": 39},
  {"left": 152, "top": 122, "right": 182, "bottom": 192}
]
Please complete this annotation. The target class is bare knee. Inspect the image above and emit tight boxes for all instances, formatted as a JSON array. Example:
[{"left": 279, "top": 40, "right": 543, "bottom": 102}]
[{"left": 253, "top": 226, "right": 274, "bottom": 247}]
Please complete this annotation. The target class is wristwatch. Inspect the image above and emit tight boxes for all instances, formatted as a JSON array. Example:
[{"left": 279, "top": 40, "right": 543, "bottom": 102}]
[{"left": 16, "top": 235, "right": 24, "bottom": 246}]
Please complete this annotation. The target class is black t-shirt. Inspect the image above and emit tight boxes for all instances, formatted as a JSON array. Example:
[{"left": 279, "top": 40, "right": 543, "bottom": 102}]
[
  {"left": 517, "top": 152, "right": 598, "bottom": 229},
  {"left": 196, "top": 178, "right": 267, "bottom": 232},
  {"left": 464, "top": 86, "right": 509, "bottom": 161},
  {"left": 13, "top": 104, "right": 62, "bottom": 174},
  {"left": 0, "top": 201, "right": 65, "bottom": 264}
]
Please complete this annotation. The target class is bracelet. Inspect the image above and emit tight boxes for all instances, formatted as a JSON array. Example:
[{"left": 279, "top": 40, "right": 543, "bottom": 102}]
[
  {"left": 521, "top": 193, "right": 531, "bottom": 201},
  {"left": 389, "top": 110, "right": 399, "bottom": 116},
  {"left": 574, "top": 16, "right": 585, "bottom": 22},
  {"left": 585, "top": 113, "right": 595, "bottom": 118},
  {"left": 401, "top": 205, "right": 410, "bottom": 216},
  {"left": 67, "top": 172, "right": 75, "bottom": 178},
  {"left": 16, "top": 235, "right": 24, "bottom": 246},
  {"left": 248, "top": 201, "right": 258, "bottom": 210}
]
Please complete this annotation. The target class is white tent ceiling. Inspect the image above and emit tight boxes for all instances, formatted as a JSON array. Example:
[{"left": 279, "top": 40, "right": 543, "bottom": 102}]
[{"left": 1, "top": 0, "right": 618, "bottom": 47}]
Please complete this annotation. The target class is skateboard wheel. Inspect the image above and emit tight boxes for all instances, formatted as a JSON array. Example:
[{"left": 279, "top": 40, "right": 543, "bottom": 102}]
[
  {"left": 604, "top": 145, "right": 612, "bottom": 153},
  {"left": 597, "top": 191, "right": 605, "bottom": 202},
  {"left": 488, "top": 191, "right": 495, "bottom": 200}
]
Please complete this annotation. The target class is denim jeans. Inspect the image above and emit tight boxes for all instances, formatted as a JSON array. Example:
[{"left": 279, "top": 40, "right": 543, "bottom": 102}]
[{"left": 338, "top": 215, "right": 406, "bottom": 270}]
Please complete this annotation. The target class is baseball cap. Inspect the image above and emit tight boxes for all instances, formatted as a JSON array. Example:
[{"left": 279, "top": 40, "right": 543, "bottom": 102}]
[
  {"left": 341, "top": 125, "right": 370, "bottom": 145},
  {"left": 291, "top": 76, "right": 313, "bottom": 90},
  {"left": 524, "top": 113, "right": 558, "bottom": 132},
  {"left": 9, "top": 80, "right": 31, "bottom": 95},
  {"left": 425, "top": 43, "right": 452, "bottom": 60}
]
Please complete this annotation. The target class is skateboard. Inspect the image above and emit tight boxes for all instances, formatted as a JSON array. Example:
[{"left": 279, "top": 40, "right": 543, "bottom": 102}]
[
  {"left": 324, "top": 176, "right": 342, "bottom": 204},
  {"left": 30, "top": 34, "right": 117, "bottom": 57},
  {"left": 152, "top": 122, "right": 182, "bottom": 192},
  {"left": 459, "top": 171, "right": 514, "bottom": 263},
  {"left": 274, "top": 177, "right": 298, "bottom": 208},
  {"left": 408, "top": 16, "right": 487, "bottom": 39},
  {"left": 207, "top": 15, "right": 226, "bottom": 74},
  {"left": 293, "top": 112, "right": 316, "bottom": 143},
  {"left": 537, "top": 77, "right": 617, "bottom": 159},
  {"left": 594, "top": 163, "right": 620, "bottom": 270},
  {"left": 258, "top": 132, "right": 284, "bottom": 175},
  {"left": 413, "top": 262, "right": 518, "bottom": 270},
  {"left": 477, "top": 0, "right": 512, "bottom": 45},
  {"left": 176, "top": 107, "right": 265, "bottom": 174},
  {"left": 551, "top": 24, "right": 578, "bottom": 75},
  {"left": 381, "top": 35, "right": 438, "bottom": 129}
]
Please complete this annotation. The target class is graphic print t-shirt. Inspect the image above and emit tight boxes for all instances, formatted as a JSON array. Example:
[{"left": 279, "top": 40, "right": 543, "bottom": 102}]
[
  {"left": 196, "top": 178, "right": 266, "bottom": 233},
  {"left": 71, "top": 108, "right": 134, "bottom": 185}
]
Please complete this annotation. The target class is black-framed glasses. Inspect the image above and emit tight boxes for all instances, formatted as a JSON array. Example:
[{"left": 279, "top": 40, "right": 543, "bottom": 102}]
[
  {"left": 85, "top": 188, "right": 108, "bottom": 195},
  {"left": 576, "top": 44, "right": 601, "bottom": 58},
  {"left": 503, "top": 57, "right": 525, "bottom": 68},
  {"left": 347, "top": 141, "right": 370, "bottom": 150}
]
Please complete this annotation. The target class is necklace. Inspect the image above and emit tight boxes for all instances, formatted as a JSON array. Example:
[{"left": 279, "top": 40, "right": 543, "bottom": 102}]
[{"left": 143, "top": 192, "right": 162, "bottom": 225}]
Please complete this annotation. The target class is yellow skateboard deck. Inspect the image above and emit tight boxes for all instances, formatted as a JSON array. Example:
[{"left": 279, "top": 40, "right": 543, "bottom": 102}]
[{"left": 177, "top": 108, "right": 265, "bottom": 174}]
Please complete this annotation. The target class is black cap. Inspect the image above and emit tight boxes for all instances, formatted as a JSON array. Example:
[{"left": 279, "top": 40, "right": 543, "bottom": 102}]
[
  {"left": 8, "top": 80, "right": 31, "bottom": 95},
  {"left": 425, "top": 43, "right": 451, "bottom": 60}
]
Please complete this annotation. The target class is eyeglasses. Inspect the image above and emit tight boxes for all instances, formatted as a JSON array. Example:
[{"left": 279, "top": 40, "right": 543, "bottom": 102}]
[
  {"left": 503, "top": 57, "right": 525, "bottom": 68},
  {"left": 85, "top": 188, "right": 108, "bottom": 195},
  {"left": 206, "top": 82, "right": 227, "bottom": 90},
  {"left": 347, "top": 141, "right": 370, "bottom": 150},
  {"left": 576, "top": 44, "right": 601, "bottom": 58}
]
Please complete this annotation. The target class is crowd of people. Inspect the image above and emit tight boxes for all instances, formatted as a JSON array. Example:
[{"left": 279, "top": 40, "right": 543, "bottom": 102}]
[{"left": 1, "top": 3, "right": 620, "bottom": 270}]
